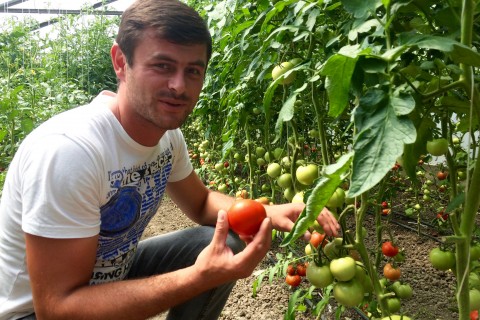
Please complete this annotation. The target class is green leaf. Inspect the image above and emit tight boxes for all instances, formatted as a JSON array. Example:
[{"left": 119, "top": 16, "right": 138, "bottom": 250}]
[
  {"left": 275, "top": 92, "right": 298, "bottom": 131},
  {"left": 402, "top": 114, "right": 435, "bottom": 179},
  {"left": 349, "top": 89, "right": 416, "bottom": 197},
  {"left": 398, "top": 33, "right": 480, "bottom": 67},
  {"left": 341, "top": 0, "right": 382, "bottom": 18},
  {"left": 281, "top": 152, "right": 353, "bottom": 246},
  {"left": 321, "top": 53, "right": 358, "bottom": 117},
  {"left": 445, "top": 193, "right": 465, "bottom": 213}
]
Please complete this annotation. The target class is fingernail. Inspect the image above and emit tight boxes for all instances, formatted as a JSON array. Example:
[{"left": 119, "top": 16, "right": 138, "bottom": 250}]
[{"left": 218, "top": 210, "right": 225, "bottom": 222}]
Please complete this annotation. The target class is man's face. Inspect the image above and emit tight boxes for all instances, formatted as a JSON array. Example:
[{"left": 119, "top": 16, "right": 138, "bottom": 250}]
[{"left": 123, "top": 29, "right": 207, "bottom": 132}]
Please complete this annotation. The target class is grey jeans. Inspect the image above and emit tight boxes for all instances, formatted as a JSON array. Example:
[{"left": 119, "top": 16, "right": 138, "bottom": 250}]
[{"left": 19, "top": 226, "right": 245, "bottom": 320}]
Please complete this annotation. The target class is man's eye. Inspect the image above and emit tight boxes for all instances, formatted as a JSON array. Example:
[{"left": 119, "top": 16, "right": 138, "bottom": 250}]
[
  {"left": 188, "top": 68, "right": 202, "bottom": 76},
  {"left": 156, "top": 64, "right": 170, "bottom": 70}
]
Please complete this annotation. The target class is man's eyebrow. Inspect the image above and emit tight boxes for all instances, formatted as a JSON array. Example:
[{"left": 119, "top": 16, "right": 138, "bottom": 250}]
[{"left": 151, "top": 53, "right": 206, "bottom": 68}]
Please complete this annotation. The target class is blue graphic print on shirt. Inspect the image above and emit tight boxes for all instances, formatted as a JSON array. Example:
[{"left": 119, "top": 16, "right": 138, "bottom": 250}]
[{"left": 90, "top": 148, "right": 173, "bottom": 284}]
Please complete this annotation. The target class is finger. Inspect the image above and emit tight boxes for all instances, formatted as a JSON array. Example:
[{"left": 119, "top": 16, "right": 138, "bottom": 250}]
[
  {"left": 235, "top": 218, "right": 272, "bottom": 263},
  {"left": 211, "top": 210, "right": 229, "bottom": 248}
]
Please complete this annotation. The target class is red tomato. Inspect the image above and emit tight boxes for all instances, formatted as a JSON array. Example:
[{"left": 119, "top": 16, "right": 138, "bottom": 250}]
[
  {"left": 285, "top": 274, "right": 302, "bottom": 287},
  {"left": 381, "top": 201, "right": 389, "bottom": 209},
  {"left": 296, "top": 263, "right": 307, "bottom": 277},
  {"left": 227, "top": 199, "right": 267, "bottom": 236},
  {"left": 437, "top": 171, "right": 448, "bottom": 180},
  {"left": 382, "top": 241, "right": 399, "bottom": 257},
  {"left": 286, "top": 264, "right": 296, "bottom": 276},
  {"left": 471, "top": 309, "right": 479, "bottom": 320}
]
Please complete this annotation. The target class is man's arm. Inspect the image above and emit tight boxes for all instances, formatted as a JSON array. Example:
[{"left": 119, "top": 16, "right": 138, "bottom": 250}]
[
  {"left": 167, "top": 171, "right": 340, "bottom": 237},
  {"left": 25, "top": 210, "right": 272, "bottom": 320},
  {"left": 166, "top": 170, "right": 235, "bottom": 225}
]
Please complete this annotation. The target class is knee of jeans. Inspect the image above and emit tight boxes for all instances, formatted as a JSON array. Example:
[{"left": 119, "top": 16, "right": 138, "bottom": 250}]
[{"left": 226, "top": 231, "right": 246, "bottom": 254}]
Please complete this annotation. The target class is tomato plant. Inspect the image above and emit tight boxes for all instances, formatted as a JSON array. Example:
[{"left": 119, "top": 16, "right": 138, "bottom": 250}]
[{"left": 227, "top": 199, "right": 266, "bottom": 236}]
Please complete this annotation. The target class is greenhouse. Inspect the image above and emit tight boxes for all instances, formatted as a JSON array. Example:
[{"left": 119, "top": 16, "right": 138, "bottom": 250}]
[{"left": 1, "top": 1, "right": 480, "bottom": 319}]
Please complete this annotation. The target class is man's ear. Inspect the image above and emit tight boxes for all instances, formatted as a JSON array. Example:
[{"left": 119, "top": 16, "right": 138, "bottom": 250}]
[{"left": 111, "top": 42, "right": 127, "bottom": 81}]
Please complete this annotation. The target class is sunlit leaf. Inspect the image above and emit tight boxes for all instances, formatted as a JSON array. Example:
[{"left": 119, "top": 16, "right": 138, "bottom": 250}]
[{"left": 349, "top": 89, "right": 416, "bottom": 197}]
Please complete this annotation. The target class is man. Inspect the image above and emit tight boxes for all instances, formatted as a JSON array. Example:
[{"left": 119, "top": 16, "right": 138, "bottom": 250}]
[{"left": 0, "top": 0, "right": 340, "bottom": 319}]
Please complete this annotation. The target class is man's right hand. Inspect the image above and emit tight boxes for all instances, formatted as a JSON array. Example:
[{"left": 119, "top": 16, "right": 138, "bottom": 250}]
[{"left": 193, "top": 210, "right": 272, "bottom": 285}]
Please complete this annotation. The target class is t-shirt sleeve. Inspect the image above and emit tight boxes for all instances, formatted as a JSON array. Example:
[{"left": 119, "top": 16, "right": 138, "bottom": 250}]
[
  {"left": 20, "top": 134, "right": 101, "bottom": 239},
  {"left": 167, "top": 129, "right": 194, "bottom": 182}
]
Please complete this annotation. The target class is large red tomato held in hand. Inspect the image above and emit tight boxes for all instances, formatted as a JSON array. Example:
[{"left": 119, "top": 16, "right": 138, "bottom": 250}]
[{"left": 227, "top": 199, "right": 267, "bottom": 236}]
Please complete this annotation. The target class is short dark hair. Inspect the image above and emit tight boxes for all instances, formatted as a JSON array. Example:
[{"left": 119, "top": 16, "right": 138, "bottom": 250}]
[{"left": 116, "top": 0, "right": 212, "bottom": 66}]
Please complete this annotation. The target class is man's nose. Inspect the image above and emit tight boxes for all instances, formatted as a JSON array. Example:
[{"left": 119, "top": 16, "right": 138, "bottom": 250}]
[{"left": 168, "top": 72, "right": 186, "bottom": 95}]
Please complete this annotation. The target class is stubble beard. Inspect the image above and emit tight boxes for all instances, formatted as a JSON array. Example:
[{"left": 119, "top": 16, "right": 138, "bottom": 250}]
[{"left": 129, "top": 88, "right": 192, "bottom": 132}]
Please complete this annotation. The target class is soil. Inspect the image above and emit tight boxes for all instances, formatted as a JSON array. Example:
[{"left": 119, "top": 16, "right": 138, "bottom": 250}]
[{"left": 143, "top": 197, "right": 457, "bottom": 320}]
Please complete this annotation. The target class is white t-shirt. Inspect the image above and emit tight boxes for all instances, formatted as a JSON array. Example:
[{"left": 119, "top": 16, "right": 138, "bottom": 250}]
[{"left": 0, "top": 91, "right": 193, "bottom": 319}]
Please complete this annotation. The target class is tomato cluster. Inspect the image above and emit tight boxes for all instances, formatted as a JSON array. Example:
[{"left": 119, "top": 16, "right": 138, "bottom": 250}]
[{"left": 285, "top": 262, "right": 308, "bottom": 287}]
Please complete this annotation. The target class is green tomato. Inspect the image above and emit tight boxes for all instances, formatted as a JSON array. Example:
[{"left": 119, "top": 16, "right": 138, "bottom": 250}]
[
  {"left": 214, "top": 163, "right": 224, "bottom": 172},
  {"left": 429, "top": 247, "right": 455, "bottom": 271},
  {"left": 471, "top": 244, "right": 480, "bottom": 261},
  {"left": 218, "top": 184, "right": 228, "bottom": 193},
  {"left": 387, "top": 297, "right": 402, "bottom": 313},
  {"left": 354, "top": 265, "right": 367, "bottom": 283},
  {"left": 392, "top": 281, "right": 413, "bottom": 299},
  {"left": 306, "top": 264, "right": 334, "bottom": 288},
  {"left": 470, "top": 273, "right": 480, "bottom": 290},
  {"left": 266, "top": 163, "right": 281, "bottom": 179},
  {"left": 283, "top": 187, "right": 295, "bottom": 202},
  {"left": 305, "top": 243, "right": 313, "bottom": 256},
  {"left": 261, "top": 183, "right": 270, "bottom": 193},
  {"left": 291, "top": 192, "right": 304, "bottom": 204},
  {"left": 277, "top": 173, "right": 292, "bottom": 188},
  {"left": 426, "top": 138, "right": 449, "bottom": 156},
  {"left": 273, "top": 147, "right": 284, "bottom": 160},
  {"left": 308, "top": 129, "right": 319, "bottom": 138},
  {"left": 470, "top": 289, "right": 480, "bottom": 311},
  {"left": 296, "top": 164, "right": 319, "bottom": 186},
  {"left": 333, "top": 279, "right": 364, "bottom": 307},
  {"left": 256, "top": 157, "right": 266, "bottom": 166},
  {"left": 326, "top": 188, "right": 345, "bottom": 208},
  {"left": 255, "top": 146, "right": 266, "bottom": 158},
  {"left": 272, "top": 61, "right": 296, "bottom": 85},
  {"left": 330, "top": 256, "right": 356, "bottom": 282}
]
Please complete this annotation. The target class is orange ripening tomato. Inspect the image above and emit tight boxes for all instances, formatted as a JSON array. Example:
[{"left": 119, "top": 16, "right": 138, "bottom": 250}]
[
  {"left": 227, "top": 199, "right": 267, "bottom": 236},
  {"left": 310, "top": 231, "right": 326, "bottom": 248},
  {"left": 383, "top": 263, "right": 401, "bottom": 281}
]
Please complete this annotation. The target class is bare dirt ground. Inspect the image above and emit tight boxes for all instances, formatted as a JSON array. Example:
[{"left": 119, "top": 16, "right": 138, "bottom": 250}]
[{"left": 143, "top": 197, "right": 457, "bottom": 320}]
